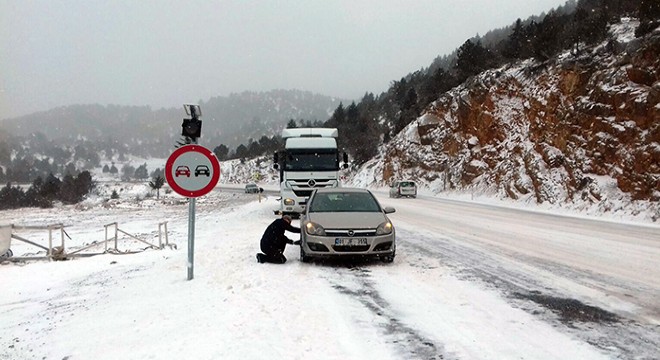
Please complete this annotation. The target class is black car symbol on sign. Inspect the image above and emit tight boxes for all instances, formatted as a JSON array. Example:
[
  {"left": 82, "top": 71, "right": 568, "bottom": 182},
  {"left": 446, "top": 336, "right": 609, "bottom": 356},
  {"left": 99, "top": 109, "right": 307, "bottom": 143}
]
[
  {"left": 175, "top": 166, "right": 191, "bottom": 177},
  {"left": 195, "top": 165, "right": 210, "bottom": 177}
]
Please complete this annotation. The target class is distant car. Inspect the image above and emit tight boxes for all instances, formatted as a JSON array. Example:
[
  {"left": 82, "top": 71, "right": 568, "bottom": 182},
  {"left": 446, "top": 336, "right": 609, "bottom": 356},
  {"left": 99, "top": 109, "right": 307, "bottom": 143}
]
[
  {"left": 175, "top": 166, "right": 191, "bottom": 177},
  {"left": 194, "top": 165, "right": 210, "bottom": 177},
  {"left": 300, "top": 187, "right": 396, "bottom": 263},
  {"left": 245, "top": 183, "right": 260, "bottom": 193},
  {"left": 389, "top": 180, "right": 417, "bottom": 198}
]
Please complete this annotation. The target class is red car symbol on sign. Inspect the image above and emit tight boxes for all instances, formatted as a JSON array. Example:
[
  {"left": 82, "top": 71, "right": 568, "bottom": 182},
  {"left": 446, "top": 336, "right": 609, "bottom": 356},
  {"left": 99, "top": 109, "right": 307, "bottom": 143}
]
[{"left": 175, "top": 166, "right": 191, "bottom": 177}]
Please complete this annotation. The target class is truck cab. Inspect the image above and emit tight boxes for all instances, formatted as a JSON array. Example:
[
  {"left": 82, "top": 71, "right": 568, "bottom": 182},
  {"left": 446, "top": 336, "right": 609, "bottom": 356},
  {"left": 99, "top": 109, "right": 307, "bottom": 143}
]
[{"left": 274, "top": 128, "right": 348, "bottom": 216}]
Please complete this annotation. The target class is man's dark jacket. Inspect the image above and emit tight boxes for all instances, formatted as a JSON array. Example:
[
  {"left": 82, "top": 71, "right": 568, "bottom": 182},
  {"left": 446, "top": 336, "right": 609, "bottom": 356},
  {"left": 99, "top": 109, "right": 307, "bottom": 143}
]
[{"left": 260, "top": 219, "right": 300, "bottom": 255}]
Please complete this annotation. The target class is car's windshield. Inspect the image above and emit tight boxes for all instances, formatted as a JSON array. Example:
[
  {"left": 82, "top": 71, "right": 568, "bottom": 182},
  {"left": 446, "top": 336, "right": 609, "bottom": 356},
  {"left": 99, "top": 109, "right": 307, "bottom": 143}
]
[
  {"left": 309, "top": 192, "right": 381, "bottom": 212},
  {"left": 400, "top": 181, "right": 415, "bottom": 187},
  {"left": 284, "top": 149, "right": 338, "bottom": 171}
]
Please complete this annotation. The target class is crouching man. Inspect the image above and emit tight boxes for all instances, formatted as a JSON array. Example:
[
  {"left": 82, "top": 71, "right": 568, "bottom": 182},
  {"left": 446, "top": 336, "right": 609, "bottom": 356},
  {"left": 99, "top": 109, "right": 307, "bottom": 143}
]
[{"left": 256, "top": 215, "right": 301, "bottom": 264}]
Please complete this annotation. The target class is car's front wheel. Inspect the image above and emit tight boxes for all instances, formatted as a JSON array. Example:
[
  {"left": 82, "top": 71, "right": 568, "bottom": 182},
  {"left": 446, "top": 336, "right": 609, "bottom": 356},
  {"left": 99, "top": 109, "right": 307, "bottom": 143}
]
[
  {"left": 300, "top": 245, "right": 311, "bottom": 263},
  {"left": 382, "top": 250, "right": 395, "bottom": 263}
]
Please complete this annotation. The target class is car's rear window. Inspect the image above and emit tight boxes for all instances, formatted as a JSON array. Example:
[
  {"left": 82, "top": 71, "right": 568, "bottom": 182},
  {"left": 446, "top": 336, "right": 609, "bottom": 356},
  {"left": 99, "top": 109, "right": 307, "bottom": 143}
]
[
  {"left": 400, "top": 181, "right": 415, "bottom": 187},
  {"left": 310, "top": 192, "right": 381, "bottom": 212}
]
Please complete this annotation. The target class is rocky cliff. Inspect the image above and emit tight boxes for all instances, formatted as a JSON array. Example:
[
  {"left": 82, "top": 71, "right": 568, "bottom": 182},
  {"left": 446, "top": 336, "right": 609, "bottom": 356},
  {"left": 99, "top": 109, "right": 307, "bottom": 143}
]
[{"left": 355, "top": 19, "right": 659, "bottom": 221}]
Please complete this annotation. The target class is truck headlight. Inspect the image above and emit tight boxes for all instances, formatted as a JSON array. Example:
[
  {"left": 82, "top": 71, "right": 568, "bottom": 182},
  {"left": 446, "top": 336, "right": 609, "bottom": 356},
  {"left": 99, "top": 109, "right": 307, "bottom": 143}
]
[
  {"left": 284, "top": 198, "right": 295, "bottom": 205},
  {"left": 305, "top": 221, "right": 326, "bottom": 236},
  {"left": 376, "top": 221, "right": 393, "bottom": 235}
]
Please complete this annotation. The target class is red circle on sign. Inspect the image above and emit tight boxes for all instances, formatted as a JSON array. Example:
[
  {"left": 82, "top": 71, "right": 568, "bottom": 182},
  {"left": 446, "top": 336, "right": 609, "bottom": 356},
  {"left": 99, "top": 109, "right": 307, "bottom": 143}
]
[{"left": 165, "top": 145, "right": 220, "bottom": 197}]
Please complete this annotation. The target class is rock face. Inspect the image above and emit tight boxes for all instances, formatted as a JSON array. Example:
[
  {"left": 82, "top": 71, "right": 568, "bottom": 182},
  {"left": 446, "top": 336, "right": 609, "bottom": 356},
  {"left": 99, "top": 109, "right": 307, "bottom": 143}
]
[{"left": 363, "top": 20, "right": 659, "bottom": 220}]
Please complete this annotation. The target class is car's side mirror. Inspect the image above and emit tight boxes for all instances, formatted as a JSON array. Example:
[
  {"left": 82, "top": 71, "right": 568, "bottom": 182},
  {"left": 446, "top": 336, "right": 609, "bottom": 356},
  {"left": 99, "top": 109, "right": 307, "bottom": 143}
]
[
  {"left": 259, "top": 187, "right": 264, "bottom": 193},
  {"left": 383, "top": 207, "right": 396, "bottom": 214}
]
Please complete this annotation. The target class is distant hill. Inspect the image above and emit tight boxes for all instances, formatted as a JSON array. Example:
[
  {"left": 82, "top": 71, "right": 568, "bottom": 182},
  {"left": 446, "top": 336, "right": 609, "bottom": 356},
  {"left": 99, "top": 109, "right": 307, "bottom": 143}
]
[{"left": 0, "top": 89, "right": 348, "bottom": 157}]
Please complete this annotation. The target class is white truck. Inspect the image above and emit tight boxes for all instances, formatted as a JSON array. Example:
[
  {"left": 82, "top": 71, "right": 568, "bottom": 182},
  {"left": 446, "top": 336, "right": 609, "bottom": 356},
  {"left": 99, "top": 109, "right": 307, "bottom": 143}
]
[{"left": 274, "top": 128, "right": 348, "bottom": 217}]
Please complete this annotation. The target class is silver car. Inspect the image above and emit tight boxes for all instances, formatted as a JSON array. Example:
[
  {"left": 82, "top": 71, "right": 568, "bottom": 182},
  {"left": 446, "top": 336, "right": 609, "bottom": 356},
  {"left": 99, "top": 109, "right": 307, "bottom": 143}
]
[
  {"left": 245, "top": 183, "right": 260, "bottom": 193},
  {"left": 389, "top": 180, "right": 417, "bottom": 198},
  {"left": 300, "top": 187, "right": 396, "bottom": 263}
]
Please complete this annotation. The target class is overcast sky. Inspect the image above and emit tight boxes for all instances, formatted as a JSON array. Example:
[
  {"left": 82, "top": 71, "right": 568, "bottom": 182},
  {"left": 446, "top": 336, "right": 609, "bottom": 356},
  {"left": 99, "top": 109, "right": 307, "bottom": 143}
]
[{"left": 0, "top": 0, "right": 568, "bottom": 120}]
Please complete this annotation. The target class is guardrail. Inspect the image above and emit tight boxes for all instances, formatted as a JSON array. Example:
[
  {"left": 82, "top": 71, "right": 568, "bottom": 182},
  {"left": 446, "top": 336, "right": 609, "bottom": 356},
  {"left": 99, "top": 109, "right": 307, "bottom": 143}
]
[{"left": 2, "top": 221, "right": 171, "bottom": 262}]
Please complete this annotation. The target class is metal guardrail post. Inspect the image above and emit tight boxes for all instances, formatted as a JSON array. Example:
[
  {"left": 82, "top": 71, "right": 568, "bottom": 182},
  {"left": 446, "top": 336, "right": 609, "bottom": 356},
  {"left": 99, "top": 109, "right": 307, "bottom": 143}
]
[
  {"left": 158, "top": 223, "right": 163, "bottom": 248},
  {"left": 164, "top": 222, "right": 169, "bottom": 246},
  {"left": 48, "top": 226, "right": 53, "bottom": 258},
  {"left": 60, "top": 225, "right": 65, "bottom": 253},
  {"left": 114, "top": 223, "right": 118, "bottom": 250},
  {"left": 158, "top": 221, "right": 170, "bottom": 248},
  {"left": 105, "top": 224, "right": 109, "bottom": 252},
  {"left": 104, "top": 222, "right": 118, "bottom": 252}
]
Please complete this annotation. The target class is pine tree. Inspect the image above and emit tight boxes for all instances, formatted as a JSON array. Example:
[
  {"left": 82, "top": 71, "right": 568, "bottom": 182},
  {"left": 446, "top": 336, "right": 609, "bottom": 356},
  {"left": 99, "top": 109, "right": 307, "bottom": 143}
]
[
  {"left": 503, "top": 19, "right": 526, "bottom": 59},
  {"left": 286, "top": 119, "right": 298, "bottom": 128},
  {"left": 134, "top": 163, "right": 149, "bottom": 180},
  {"left": 327, "top": 103, "right": 345, "bottom": 128},
  {"left": 456, "top": 39, "right": 492, "bottom": 81},
  {"left": 0, "top": 183, "right": 26, "bottom": 210},
  {"left": 121, "top": 164, "right": 135, "bottom": 181},
  {"left": 213, "top": 144, "right": 229, "bottom": 161},
  {"left": 41, "top": 173, "right": 61, "bottom": 200}
]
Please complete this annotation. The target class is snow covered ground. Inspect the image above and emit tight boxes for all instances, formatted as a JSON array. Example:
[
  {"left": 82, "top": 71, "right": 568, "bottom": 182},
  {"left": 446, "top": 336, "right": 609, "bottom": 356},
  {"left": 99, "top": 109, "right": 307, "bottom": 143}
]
[{"left": 1, "top": 181, "right": 658, "bottom": 359}]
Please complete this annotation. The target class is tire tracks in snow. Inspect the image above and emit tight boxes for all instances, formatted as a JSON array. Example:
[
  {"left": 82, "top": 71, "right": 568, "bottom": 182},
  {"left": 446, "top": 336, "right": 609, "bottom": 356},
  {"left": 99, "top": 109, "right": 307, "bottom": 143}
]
[
  {"left": 397, "top": 227, "right": 660, "bottom": 360},
  {"left": 322, "top": 264, "right": 448, "bottom": 360}
]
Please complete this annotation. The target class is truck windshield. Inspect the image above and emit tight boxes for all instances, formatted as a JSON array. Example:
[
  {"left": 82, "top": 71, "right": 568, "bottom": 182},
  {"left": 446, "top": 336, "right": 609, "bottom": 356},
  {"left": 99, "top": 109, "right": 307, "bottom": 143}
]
[{"left": 284, "top": 150, "right": 338, "bottom": 171}]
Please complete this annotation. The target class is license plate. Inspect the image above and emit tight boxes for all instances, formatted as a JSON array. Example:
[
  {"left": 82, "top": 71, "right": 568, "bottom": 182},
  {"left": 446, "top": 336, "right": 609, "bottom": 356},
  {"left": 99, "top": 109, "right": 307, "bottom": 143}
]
[{"left": 335, "top": 238, "right": 367, "bottom": 246}]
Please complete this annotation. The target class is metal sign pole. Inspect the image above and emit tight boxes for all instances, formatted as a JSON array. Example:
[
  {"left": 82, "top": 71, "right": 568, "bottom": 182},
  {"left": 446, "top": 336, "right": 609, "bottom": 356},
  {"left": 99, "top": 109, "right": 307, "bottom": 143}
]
[
  {"left": 187, "top": 136, "right": 198, "bottom": 281},
  {"left": 167, "top": 105, "right": 219, "bottom": 281},
  {"left": 187, "top": 196, "right": 195, "bottom": 280}
]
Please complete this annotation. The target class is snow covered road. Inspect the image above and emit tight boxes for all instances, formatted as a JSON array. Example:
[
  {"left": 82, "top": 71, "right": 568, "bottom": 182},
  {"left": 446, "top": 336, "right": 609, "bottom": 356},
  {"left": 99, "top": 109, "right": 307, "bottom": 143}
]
[
  {"left": 376, "top": 192, "right": 660, "bottom": 358},
  {"left": 1, "top": 188, "right": 658, "bottom": 359}
]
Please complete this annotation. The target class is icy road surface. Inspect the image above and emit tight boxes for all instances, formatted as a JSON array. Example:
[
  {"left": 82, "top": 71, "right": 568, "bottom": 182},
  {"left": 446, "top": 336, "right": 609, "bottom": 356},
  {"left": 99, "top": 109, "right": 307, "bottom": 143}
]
[{"left": 1, "top": 187, "right": 658, "bottom": 360}]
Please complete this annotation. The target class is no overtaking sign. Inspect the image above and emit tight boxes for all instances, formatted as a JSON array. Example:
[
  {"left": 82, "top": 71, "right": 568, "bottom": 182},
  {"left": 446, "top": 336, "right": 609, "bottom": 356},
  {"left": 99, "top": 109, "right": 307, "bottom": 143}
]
[{"left": 165, "top": 145, "right": 220, "bottom": 198}]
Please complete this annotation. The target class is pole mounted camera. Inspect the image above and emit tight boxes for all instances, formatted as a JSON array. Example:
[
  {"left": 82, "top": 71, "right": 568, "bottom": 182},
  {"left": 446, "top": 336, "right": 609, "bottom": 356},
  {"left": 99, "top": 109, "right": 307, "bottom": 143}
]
[{"left": 182, "top": 104, "right": 202, "bottom": 140}]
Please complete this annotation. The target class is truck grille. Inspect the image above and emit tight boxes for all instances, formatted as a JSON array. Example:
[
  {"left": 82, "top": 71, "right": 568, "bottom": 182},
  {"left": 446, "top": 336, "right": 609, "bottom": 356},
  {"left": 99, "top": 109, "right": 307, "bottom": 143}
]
[
  {"left": 288, "top": 179, "right": 336, "bottom": 198},
  {"left": 293, "top": 190, "right": 313, "bottom": 197}
]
